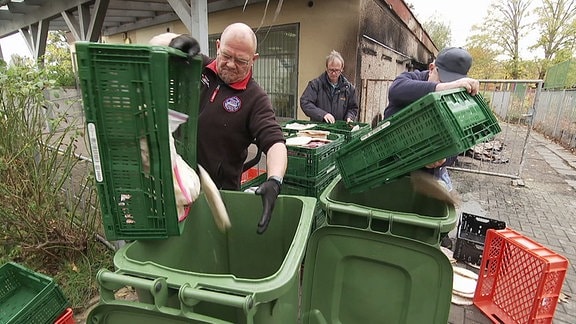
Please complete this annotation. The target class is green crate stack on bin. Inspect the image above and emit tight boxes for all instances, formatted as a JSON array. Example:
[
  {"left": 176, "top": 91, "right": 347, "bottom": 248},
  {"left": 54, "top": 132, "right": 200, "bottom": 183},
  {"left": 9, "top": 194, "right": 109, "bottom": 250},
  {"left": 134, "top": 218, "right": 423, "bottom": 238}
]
[
  {"left": 0, "top": 262, "right": 69, "bottom": 324},
  {"left": 336, "top": 88, "right": 501, "bottom": 193},
  {"left": 282, "top": 167, "right": 339, "bottom": 232},
  {"left": 88, "top": 191, "right": 316, "bottom": 324},
  {"left": 284, "top": 132, "right": 343, "bottom": 230},
  {"left": 76, "top": 42, "right": 202, "bottom": 241},
  {"left": 285, "top": 133, "right": 344, "bottom": 179},
  {"left": 283, "top": 164, "right": 338, "bottom": 198}
]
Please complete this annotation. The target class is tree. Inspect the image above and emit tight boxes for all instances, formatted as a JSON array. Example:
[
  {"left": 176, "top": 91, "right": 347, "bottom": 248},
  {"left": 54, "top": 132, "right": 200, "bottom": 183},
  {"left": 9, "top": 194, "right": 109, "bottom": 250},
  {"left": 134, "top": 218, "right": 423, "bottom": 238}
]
[
  {"left": 531, "top": 0, "right": 576, "bottom": 79},
  {"left": 42, "top": 31, "right": 76, "bottom": 87},
  {"left": 423, "top": 17, "right": 452, "bottom": 50},
  {"left": 469, "top": 0, "right": 532, "bottom": 79},
  {"left": 465, "top": 44, "right": 506, "bottom": 79}
]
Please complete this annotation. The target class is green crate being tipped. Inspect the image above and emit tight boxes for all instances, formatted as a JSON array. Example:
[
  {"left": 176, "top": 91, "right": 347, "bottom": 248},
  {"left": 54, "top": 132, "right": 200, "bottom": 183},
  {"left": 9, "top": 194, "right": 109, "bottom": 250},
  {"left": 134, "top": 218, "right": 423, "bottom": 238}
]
[
  {"left": 76, "top": 42, "right": 202, "bottom": 240},
  {"left": 336, "top": 88, "right": 501, "bottom": 193},
  {"left": 0, "top": 262, "right": 69, "bottom": 324}
]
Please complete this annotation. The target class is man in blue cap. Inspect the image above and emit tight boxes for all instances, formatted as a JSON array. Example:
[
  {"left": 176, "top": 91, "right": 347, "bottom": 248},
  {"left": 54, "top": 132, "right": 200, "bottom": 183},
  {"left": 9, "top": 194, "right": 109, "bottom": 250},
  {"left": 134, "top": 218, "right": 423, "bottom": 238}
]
[
  {"left": 380, "top": 47, "right": 480, "bottom": 192},
  {"left": 384, "top": 47, "right": 479, "bottom": 118}
]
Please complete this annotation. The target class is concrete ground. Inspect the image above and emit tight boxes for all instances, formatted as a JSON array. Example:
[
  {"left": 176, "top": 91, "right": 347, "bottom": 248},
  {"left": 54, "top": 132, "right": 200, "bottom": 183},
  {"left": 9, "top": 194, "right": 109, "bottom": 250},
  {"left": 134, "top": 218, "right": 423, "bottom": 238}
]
[{"left": 447, "top": 131, "right": 576, "bottom": 324}]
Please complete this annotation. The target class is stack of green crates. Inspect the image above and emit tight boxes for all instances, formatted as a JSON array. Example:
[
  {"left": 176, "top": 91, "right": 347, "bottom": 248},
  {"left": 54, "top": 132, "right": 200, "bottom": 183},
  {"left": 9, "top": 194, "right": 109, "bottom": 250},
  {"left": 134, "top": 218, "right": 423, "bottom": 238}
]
[
  {"left": 0, "top": 262, "right": 69, "bottom": 324},
  {"left": 284, "top": 133, "right": 343, "bottom": 195},
  {"left": 336, "top": 88, "right": 501, "bottom": 193},
  {"left": 284, "top": 132, "right": 343, "bottom": 230},
  {"left": 76, "top": 42, "right": 203, "bottom": 240}
]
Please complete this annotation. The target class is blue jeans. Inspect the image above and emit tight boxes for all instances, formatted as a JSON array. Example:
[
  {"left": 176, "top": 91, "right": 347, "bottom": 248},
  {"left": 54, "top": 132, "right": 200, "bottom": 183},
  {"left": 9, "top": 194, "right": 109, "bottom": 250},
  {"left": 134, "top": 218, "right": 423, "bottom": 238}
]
[{"left": 435, "top": 166, "right": 453, "bottom": 192}]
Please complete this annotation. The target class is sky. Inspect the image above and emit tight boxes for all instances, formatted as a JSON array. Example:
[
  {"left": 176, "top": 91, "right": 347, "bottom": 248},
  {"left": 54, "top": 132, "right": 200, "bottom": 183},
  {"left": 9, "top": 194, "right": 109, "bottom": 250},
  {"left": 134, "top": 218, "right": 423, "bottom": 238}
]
[
  {"left": 407, "top": 0, "right": 542, "bottom": 59},
  {"left": 407, "top": 0, "right": 492, "bottom": 48},
  {"left": 0, "top": 33, "right": 31, "bottom": 63}
]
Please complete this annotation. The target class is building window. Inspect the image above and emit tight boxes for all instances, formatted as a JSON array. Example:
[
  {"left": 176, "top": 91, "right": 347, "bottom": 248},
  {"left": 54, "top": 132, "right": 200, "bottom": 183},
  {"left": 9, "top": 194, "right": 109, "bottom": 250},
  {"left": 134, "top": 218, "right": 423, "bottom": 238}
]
[{"left": 209, "top": 23, "right": 299, "bottom": 119}]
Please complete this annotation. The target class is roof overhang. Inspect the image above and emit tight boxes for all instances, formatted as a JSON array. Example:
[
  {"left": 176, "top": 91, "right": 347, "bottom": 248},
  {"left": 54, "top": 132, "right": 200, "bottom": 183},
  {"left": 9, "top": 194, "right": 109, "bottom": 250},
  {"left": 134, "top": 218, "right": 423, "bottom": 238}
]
[{"left": 0, "top": 0, "right": 267, "bottom": 38}]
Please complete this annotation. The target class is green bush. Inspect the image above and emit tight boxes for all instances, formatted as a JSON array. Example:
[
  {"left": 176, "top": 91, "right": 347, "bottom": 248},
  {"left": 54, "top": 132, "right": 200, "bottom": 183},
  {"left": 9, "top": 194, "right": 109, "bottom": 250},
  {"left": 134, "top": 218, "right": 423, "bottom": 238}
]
[{"left": 0, "top": 58, "right": 112, "bottom": 310}]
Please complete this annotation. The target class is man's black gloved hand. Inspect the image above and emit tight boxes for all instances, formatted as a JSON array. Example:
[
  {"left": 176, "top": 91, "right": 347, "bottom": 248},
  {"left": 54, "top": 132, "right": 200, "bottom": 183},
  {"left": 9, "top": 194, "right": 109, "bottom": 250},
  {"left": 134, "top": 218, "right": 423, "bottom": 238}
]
[
  {"left": 254, "top": 177, "right": 282, "bottom": 234},
  {"left": 169, "top": 34, "right": 200, "bottom": 58}
]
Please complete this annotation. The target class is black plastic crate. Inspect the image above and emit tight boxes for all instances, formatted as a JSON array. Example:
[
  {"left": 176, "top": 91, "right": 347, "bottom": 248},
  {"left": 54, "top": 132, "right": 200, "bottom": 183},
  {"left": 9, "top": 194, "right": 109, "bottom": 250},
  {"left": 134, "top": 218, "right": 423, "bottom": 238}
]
[
  {"left": 453, "top": 213, "right": 506, "bottom": 266},
  {"left": 457, "top": 213, "right": 506, "bottom": 244},
  {"left": 453, "top": 238, "right": 485, "bottom": 266}
]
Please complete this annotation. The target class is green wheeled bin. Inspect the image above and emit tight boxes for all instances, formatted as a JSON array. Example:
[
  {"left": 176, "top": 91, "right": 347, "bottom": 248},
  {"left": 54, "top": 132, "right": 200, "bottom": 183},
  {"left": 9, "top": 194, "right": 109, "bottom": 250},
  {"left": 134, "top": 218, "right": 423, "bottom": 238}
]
[
  {"left": 295, "top": 173, "right": 456, "bottom": 323},
  {"left": 89, "top": 190, "right": 316, "bottom": 324}
]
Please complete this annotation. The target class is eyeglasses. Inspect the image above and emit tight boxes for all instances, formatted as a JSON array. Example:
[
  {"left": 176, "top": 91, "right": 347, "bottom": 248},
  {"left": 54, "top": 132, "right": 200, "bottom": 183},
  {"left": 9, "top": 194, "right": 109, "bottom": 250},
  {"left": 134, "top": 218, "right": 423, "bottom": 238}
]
[
  {"left": 218, "top": 51, "right": 251, "bottom": 67},
  {"left": 327, "top": 68, "right": 342, "bottom": 74}
]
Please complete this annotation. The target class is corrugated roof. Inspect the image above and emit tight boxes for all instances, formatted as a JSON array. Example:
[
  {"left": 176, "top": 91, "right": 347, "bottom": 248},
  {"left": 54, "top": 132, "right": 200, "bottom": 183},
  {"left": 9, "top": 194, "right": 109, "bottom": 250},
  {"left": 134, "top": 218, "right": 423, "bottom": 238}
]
[{"left": 0, "top": 0, "right": 264, "bottom": 39}]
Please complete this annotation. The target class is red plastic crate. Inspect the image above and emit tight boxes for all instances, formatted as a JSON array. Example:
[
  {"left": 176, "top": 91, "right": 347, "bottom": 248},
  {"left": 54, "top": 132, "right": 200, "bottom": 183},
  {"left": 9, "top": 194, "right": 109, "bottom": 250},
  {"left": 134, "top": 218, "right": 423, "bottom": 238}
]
[
  {"left": 241, "top": 168, "right": 266, "bottom": 184},
  {"left": 473, "top": 229, "right": 569, "bottom": 324},
  {"left": 54, "top": 308, "right": 75, "bottom": 324}
]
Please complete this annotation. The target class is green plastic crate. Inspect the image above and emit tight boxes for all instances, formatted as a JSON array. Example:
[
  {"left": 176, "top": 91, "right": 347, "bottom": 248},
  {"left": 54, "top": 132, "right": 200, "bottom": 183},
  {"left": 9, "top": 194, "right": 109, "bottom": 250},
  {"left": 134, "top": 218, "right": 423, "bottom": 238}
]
[
  {"left": 286, "top": 133, "right": 344, "bottom": 178},
  {"left": 95, "top": 191, "right": 316, "bottom": 324},
  {"left": 281, "top": 119, "right": 318, "bottom": 136},
  {"left": 336, "top": 88, "right": 501, "bottom": 192},
  {"left": 282, "top": 120, "right": 370, "bottom": 142},
  {"left": 76, "top": 42, "right": 202, "bottom": 240},
  {"left": 319, "top": 174, "right": 458, "bottom": 246},
  {"left": 0, "top": 262, "right": 68, "bottom": 324},
  {"left": 315, "top": 120, "right": 371, "bottom": 142},
  {"left": 283, "top": 165, "right": 339, "bottom": 198}
]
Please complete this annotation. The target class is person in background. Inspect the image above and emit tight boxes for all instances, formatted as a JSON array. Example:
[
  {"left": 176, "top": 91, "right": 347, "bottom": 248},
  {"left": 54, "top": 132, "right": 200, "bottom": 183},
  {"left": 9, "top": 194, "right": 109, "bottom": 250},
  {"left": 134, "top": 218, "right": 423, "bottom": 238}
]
[
  {"left": 149, "top": 23, "right": 286, "bottom": 234},
  {"left": 382, "top": 47, "right": 480, "bottom": 191},
  {"left": 300, "top": 50, "right": 359, "bottom": 123}
]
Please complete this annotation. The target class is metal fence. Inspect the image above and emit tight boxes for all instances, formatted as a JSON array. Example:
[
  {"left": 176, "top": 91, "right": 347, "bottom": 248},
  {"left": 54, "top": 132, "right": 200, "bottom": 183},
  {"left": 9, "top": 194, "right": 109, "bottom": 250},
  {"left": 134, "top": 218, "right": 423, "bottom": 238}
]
[
  {"left": 449, "top": 80, "right": 544, "bottom": 180},
  {"left": 532, "top": 89, "right": 576, "bottom": 149}
]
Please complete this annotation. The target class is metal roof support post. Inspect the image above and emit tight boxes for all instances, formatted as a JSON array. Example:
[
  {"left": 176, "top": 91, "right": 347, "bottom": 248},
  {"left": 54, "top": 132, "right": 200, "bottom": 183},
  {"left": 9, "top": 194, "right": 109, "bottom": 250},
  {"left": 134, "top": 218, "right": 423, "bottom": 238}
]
[
  {"left": 168, "top": 0, "right": 208, "bottom": 51},
  {"left": 61, "top": 0, "right": 109, "bottom": 41},
  {"left": 191, "top": 0, "right": 208, "bottom": 55},
  {"left": 87, "top": 0, "right": 109, "bottom": 41},
  {"left": 19, "top": 20, "right": 49, "bottom": 64}
]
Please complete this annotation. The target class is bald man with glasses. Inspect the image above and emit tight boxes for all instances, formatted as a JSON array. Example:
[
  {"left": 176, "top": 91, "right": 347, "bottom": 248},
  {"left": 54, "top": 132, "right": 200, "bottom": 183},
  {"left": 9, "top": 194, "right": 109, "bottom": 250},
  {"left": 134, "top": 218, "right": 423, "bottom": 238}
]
[{"left": 150, "top": 23, "right": 286, "bottom": 234}]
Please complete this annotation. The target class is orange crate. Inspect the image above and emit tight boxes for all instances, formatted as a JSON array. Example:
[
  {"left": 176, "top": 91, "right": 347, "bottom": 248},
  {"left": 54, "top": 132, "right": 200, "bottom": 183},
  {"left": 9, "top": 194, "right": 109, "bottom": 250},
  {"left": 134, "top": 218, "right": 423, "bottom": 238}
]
[
  {"left": 473, "top": 229, "right": 569, "bottom": 324},
  {"left": 54, "top": 307, "right": 75, "bottom": 324}
]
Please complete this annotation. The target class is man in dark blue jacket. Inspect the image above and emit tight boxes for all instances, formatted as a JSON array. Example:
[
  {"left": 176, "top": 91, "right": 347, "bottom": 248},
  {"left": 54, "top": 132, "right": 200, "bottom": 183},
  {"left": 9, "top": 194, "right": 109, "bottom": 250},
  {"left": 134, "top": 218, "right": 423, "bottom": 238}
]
[
  {"left": 300, "top": 50, "right": 358, "bottom": 123},
  {"left": 383, "top": 47, "right": 480, "bottom": 191}
]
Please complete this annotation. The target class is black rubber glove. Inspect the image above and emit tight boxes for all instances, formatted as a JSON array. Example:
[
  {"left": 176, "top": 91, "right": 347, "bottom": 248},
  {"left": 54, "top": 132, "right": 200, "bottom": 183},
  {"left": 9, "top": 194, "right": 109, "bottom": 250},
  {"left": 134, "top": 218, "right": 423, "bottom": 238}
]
[
  {"left": 169, "top": 34, "right": 200, "bottom": 59},
  {"left": 254, "top": 177, "right": 282, "bottom": 234}
]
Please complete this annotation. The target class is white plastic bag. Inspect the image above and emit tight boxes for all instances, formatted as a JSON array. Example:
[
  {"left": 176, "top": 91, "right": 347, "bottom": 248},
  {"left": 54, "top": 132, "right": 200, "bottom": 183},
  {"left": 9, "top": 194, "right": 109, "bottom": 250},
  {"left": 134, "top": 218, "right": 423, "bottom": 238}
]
[
  {"left": 168, "top": 109, "right": 201, "bottom": 222},
  {"left": 140, "top": 109, "right": 229, "bottom": 230}
]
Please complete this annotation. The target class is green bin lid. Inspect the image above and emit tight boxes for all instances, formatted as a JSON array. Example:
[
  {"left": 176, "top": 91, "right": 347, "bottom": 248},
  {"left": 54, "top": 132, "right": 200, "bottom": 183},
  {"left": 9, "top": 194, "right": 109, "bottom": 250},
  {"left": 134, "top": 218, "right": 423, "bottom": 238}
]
[{"left": 300, "top": 226, "right": 453, "bottom": 324}]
